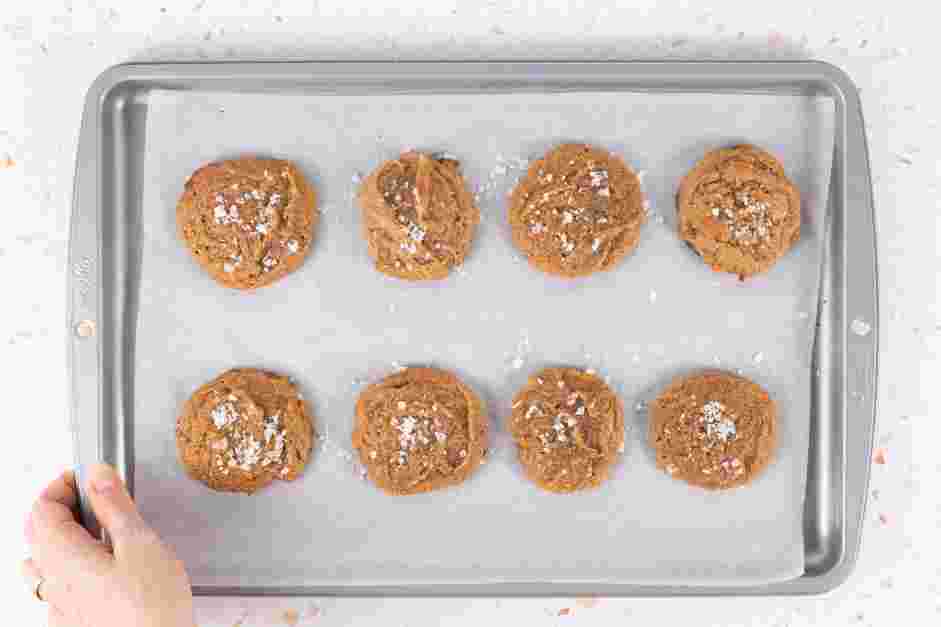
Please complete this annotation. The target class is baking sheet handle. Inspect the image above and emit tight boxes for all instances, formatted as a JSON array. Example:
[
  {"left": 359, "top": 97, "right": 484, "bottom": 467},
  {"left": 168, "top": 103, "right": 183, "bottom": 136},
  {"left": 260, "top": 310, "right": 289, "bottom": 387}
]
[
  {"left": 68, "top": 73, "right": 108, "bottom": 541},
  {"left": 831, "top": 63, "right": 879, "bottom": 578}
]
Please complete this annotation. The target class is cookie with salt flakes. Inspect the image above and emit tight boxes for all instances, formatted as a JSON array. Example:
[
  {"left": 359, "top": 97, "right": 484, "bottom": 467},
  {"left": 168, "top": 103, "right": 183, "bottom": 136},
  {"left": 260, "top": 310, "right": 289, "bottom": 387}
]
[
  {"left": 508, "top": 143, "right": 645, "bottom": 278},
  {"left": 352, "top": 367, "right": 488, "bottom": 495},
  {"left": 176, "top": 368, "right": 314, "bottom": 494},
  {"left": 357, "top": 151, "right": 479, "bottom": 281},
  {"left": 509, "top": 367, "right": 625, "bottom": 493},
  {"left": 176, "top": 157, "right": 318, "bottom": 289},
  {"left": 648, "top": 370, "right": 777, "bottom": 490},
  {"left": 677, "top": 144, "right": 801, "bottom": 279}
]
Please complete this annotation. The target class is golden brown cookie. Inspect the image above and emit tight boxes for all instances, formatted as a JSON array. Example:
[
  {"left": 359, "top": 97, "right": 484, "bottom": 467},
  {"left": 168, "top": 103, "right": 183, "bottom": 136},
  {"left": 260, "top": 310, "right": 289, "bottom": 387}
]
[
  {"left": 352, "top": 367, "right": 488, "bottom": 495},
  {"left": 677, "top": 144, "right": 801, "bottom": 279},
  {"left": 176, "top": 368, "right": 315, "bottom": 494},
  {"left": 509, "top": 368, "right": 625, "bottom": 493},
  {"left": 357, "top": 152, "right": 480, "bottom": 281},
  {"left": 176, "top": 157, "right": 318, "bottom": 289},
  {"left": 648, "top": 371, "right": 777, "bottom": 490},
  {"left": 508, "top": 143, "right": 645, "bottom": 278}
]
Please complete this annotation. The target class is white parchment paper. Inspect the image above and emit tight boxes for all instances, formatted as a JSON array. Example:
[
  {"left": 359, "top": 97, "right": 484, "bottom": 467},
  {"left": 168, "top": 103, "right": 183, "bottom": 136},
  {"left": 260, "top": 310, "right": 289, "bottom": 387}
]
[{"left": 135, "top": 89, "right": 834, "bottom": 587}]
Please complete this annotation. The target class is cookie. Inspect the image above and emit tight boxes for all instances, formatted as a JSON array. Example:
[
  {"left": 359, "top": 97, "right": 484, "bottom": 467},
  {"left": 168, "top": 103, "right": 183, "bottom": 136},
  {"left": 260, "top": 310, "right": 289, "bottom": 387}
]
[
  {"left": 176, "top": 368, "right": 315, "bottom": 494},
  {"left": 352, "top": 367, "right": 488, "bottom": 495},
  {"left": 648, "top": 371, "right": 777, "bottom": 490},
  {"left": 508, "top": 143, "right": 645, "bottom": 278},
  {"left": 509, "top": 368, "right": 625, "bottom": 493},
  {"left": 357, "top": 151, "right": 480, "bottom": 280},
  {"left": 176, "top": 157, "right": 318, "bottom": 289},
  {"left": 677, "top": 144, "right": 801, "bottom": 279}
]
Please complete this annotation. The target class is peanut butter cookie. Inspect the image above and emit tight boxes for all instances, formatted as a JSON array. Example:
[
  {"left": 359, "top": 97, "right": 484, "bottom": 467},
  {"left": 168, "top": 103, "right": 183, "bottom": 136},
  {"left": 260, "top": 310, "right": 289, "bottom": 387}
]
[
  {"left": 358, "top": 152, "right": 479, "bottom": 280},
  {"left": 176, "top": 157, "right": 318, "bottom": 289},
  {"left": 508, "top": 143, "right": 645, "bottom": 278},
  {"left": 176, "top": 368, "right": 315, "bottom": 494},
  {"left": 509, "top": 367, "right": 625, "bottom": 493},
  {"left": 352, "top": 367, "right": 488, "bottom": 495},
  {"left": 677, "top": 144, "right": 801, "bottom": 279},
  {"left": 649, "top": 370, "right": 777, "bottom": 490}
]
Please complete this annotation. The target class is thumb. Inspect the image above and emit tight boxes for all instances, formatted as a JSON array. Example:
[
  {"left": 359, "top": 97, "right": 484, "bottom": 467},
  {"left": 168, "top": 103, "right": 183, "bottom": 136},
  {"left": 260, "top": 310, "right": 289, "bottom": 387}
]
[{"left": 85, "top": 464, "right": 152, "bottom": 557}]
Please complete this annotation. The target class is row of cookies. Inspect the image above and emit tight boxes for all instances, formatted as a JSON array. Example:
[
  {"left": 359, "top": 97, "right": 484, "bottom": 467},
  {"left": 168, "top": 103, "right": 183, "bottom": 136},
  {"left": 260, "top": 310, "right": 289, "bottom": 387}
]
[
  {"left": 176, "top": 366, "right": 777, "bottom": 496},
  {"left": 176, "top": 144, "right": 801, "bottom": 287}
]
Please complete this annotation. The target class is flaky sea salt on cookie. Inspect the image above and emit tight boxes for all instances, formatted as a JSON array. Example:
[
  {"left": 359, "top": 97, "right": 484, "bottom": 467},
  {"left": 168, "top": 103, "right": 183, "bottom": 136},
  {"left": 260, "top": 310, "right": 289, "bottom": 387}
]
[
  {"left": 176, "top": 157, "right": 318, "bottom": 289},
  {"left": 508, "top": 143, "right": 645, "bottom": 278},
  {"left": 358, "top": 152, "right": 479, "bottom": 281},
  {"left": 509, "top": 367, "right": 625, "bottom": 493},
  {"left": 176, "top": 368, "right": 314, "bottom": 493},
  {"left": 677, "top": 144, "right": 800, "bottom": 279},
  {"left": 649, "top": 370, "right": 777, "bottom": 490},
  {"left": 352, "top": 367, "right": 488, "bottom": 495}
]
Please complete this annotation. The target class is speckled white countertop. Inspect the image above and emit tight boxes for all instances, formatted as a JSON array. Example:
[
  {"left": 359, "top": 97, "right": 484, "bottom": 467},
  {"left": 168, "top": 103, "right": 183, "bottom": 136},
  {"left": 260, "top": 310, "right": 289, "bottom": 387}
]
[{"left": 3, "top": 1, "right": 938, "bottom": 625}]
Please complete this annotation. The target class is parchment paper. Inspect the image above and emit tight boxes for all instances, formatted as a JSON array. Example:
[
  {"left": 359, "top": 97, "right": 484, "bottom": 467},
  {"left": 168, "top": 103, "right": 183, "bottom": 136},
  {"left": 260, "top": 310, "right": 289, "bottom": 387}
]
[{"left": 135, "top": 89, "right": 834, "bottom": 587}]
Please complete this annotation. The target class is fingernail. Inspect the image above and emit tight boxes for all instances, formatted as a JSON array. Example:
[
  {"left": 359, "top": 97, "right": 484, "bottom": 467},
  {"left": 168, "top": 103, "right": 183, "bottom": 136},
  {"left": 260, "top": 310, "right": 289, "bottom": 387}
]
[{"left": 91, "top": 475, "right": 118, "bottom": 495}]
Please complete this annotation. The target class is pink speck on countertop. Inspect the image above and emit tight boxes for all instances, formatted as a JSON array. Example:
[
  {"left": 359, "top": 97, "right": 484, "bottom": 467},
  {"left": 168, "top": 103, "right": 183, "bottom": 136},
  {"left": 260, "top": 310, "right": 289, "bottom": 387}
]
[
  {"left": 768, "top": 31, "right": 787, "bottom": 48},
  {"left": 878, "top": 512, "right": 890, "bottom": 525},
  {"left": 873, "top": 447, "right": 887, "bottom": 465},
  {"left": 558, "top": 607, "right": 571, "bottom": 616}
]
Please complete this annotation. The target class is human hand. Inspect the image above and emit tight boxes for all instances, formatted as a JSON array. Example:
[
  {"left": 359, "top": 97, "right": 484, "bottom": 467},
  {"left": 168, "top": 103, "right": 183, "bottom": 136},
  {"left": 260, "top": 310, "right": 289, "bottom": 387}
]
[{"left": 23, "top": 464, "right": 195, "bottom": 627}]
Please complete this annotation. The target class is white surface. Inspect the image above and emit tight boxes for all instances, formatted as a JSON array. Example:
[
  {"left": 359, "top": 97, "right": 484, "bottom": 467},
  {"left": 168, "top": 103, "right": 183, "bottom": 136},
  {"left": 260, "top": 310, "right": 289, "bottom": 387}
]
[
  {"left": 1, "top": 0, "right": 938, "bottom": 625},
  {"left": 137, "top": 89, "right": 831, "bottom": 587}
]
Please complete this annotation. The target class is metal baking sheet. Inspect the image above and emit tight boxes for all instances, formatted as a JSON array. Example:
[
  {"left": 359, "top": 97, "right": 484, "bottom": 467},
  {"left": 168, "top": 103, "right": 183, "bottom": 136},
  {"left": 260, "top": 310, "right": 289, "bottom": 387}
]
[
  {"left": 140, "top": 89, "right": 830, "bottom": 588},
  {"left": 67, "top": 61, "right": 878, "bottom": 597}
]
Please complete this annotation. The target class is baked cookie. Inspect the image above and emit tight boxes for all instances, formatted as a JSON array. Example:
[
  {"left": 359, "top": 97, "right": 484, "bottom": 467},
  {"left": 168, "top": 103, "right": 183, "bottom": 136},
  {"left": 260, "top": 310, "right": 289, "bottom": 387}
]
[
  {"left": 677, "top": 144, "right": 801, "bottom": 279},
  {"left": 352, "top": 367, "right": 488, "bottom": 495},
  {"left": 648, "top": 371, "right": 777, "bottom": 490},
  {"left": 508, "top": 143, "right": 645, "bottom": 278},
  {"left": 509, "top": 368, "right": 625, "bottom": 493},
  {"left": 176, "top": 157, "right": 318, "bottom": 289},
  {"left": 176, "top": 368, "right": 314, "bottom": 494},
  {"left": 357, "top": 151, "right": 479, "bottom": 280}
]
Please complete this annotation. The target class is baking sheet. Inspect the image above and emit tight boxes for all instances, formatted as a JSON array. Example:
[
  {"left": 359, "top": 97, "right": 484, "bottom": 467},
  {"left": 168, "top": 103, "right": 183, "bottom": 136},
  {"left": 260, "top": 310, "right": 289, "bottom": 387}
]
[{"left": 135, "top": 89, "right": 834, "bottom": 587}]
